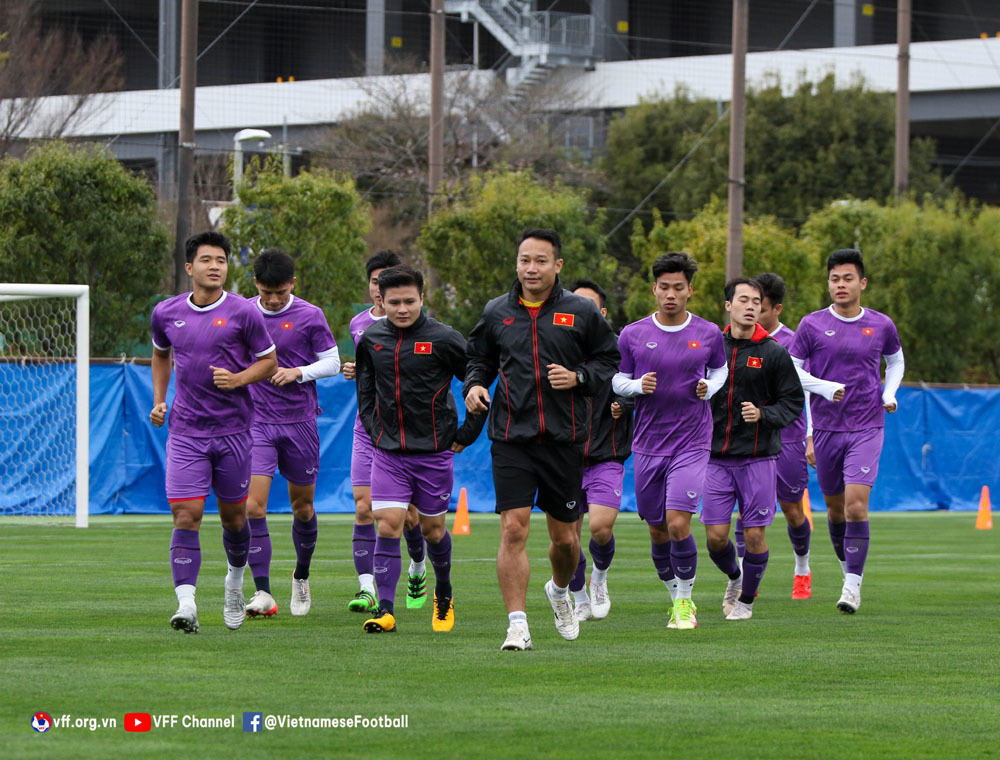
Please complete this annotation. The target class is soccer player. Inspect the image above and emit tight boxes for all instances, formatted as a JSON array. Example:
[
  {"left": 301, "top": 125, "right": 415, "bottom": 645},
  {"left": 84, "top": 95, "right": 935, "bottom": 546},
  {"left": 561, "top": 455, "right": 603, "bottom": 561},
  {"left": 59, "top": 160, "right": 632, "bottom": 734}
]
[
  {"left": 702, "top": 278, "right": 804, "bottom": 620},
  {"left": 568, "top": 279, "right": 634, "bottom": 622},
  {"left": 789, "top": 248, "right": 904, "bottom": 614},
  {"left": 243, "top": 249, "right": 341, "bottom": 619},
  {"left": 150, "top": 231, "right": 277, "bottom": 633},
  {"left": 466, "top": 229, "right": 620, "bottom": 650},
  {"left": 752, "top": 272, "right": 815, "bottom": 599},
  {"left": 355, "top": 266, "right": 485, "bottom": 633},
  {"left": 613, "top": 252, "right": 728, "bottom": 631},
  {"left": 342, "top": 251, "right": 428, "bottom": 615}
]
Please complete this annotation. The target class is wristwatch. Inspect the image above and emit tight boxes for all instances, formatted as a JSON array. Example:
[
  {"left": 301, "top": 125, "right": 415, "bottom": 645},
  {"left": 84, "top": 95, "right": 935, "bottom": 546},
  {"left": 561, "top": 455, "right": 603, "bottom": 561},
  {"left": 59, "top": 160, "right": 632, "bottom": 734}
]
[{"left": 576, "top": 370, "right": 585, "bottom": 387}]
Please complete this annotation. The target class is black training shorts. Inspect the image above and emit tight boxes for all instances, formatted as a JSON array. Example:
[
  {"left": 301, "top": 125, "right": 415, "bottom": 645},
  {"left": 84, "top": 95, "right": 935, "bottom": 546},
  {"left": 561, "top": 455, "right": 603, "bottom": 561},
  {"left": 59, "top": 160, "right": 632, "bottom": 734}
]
[{"left": 491, "top": 440, "right": 584, "bottom": 523}]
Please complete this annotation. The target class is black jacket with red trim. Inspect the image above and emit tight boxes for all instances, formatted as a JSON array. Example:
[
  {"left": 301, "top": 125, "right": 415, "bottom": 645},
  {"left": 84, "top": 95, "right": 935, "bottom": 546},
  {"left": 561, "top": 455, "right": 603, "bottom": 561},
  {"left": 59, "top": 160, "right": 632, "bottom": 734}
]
[
  {"left": 710, "top": 323, "right": 804, "bottom": 458},
  {"left": 464, "top": 278, "right": 621, "bottom": 446},
  {"left": 584, "top": 360, "right": 634, "bottom": 465},
  {"left": 356, "top": 312, "right": 486, "bottom": 454}
]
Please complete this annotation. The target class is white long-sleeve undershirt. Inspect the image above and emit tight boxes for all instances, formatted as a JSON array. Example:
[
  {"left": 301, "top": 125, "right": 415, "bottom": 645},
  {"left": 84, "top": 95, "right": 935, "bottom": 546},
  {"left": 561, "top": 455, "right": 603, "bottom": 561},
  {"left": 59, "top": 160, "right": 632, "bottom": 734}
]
[
  {"left": 612, "top": 364, "right": 729, "bottom": 400},
  {"left": 790, "top": 356, "right": 846, "bottom": 402},
  {"left": 882, "top": 348, "right": 905, "bottom": 407},
  {"left": 297, "top": 346, "right": 341, "bottom": 383}
]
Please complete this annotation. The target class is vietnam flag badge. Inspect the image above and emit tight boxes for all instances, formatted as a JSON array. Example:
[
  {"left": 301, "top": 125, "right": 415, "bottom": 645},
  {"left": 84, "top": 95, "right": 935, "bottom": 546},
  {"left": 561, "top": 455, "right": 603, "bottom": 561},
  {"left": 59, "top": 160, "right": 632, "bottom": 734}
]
[
  {"left": 862, "top": 327, "right": 874, "bottom": 336},
  {"left": 747, "top": 356, "right": 763, "bottom": 368},
  {"left": 687, "top": 340, "right": 701, "bottom": 349},
  {"left": 280, "top": 321, "right": 294, "bottom": 330},
  {"left": 212, "top": 317, "right": 227, "bottom": 327},
  {"left": 414, "top": 342, "right": 433, "bottom": 354},
  {"left": 553, "top": 313, "right": 575, "bottom": 327}
]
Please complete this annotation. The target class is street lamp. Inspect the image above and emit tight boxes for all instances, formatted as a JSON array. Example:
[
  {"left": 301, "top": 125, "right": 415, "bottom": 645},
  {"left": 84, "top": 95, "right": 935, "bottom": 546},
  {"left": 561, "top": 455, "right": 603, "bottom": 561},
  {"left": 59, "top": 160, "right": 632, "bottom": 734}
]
[{"left": 232, "top": 128, "right": 272, "bottom": 205}]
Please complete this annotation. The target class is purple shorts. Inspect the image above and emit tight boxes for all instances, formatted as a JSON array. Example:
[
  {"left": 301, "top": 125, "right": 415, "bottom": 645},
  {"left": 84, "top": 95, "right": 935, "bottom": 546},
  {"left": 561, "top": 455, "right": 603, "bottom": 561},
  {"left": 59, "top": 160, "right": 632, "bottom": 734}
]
[
  {"left": 813, "top": 427, "right": 884, "bottom": 495},
  {"left": 350, "top": 419, "right": 375, "bottom": 488},
  {"left": 581, "top": 461, "right": 625, "bottom": 513},
  {"left": 701, "top": 456, "right": 777, "bottom": 528},
  {"left": 633, "top": 449, "right": 710, "bottom": 525},
  {"left": 250, "top": 419, "right": 320, "bottom": 486},
  {"left": 165, "top": 430, "right": 253, "bottom": 504},
  {"left": 370, "top": 448, "right": 454, "bottom": 517},
  {"left": 776, "top": 438, "right": 808, "bottom": 503}
]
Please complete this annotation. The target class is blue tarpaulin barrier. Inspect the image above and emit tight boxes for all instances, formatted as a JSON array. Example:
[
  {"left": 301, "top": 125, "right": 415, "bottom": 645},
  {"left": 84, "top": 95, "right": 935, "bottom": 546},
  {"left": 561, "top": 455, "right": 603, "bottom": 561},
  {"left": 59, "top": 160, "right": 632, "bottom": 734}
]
[{"left": 1, "top": 364, "right": 997, "bottom": 514}]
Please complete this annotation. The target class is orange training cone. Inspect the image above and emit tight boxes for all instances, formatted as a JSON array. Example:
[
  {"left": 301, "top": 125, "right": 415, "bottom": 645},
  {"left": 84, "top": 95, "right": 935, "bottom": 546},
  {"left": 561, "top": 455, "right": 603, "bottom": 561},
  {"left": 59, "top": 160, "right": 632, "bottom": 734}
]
[
  {"left": 452, "top": 487, "right": 471, "bottom": 535},
  {"left": 801, "top": 487, "right": 814, "bottom": 530},
  {"left": 975, "top": 486, "right": 993, "bottom": 530}
]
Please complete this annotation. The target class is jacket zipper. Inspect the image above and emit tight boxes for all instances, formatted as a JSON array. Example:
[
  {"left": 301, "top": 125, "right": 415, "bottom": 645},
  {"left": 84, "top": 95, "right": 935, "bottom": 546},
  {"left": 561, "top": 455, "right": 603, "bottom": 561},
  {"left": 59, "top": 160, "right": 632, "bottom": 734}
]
[
  {"left": 395, "top": 328, "right": 405, "bottom": 451},
  {"left": 722, "top": 343, "right": 739, "bottom": 454}
]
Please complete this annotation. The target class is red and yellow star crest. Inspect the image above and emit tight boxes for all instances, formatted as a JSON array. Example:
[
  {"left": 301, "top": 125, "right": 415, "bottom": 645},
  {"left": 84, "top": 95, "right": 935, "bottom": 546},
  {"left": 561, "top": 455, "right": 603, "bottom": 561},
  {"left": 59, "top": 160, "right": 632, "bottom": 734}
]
[
  {"left": 553, "top": 313, "right": 575, "bottom": 327},
  {"left": 414, "top": 342, "right": 433, "bottom": 354}
]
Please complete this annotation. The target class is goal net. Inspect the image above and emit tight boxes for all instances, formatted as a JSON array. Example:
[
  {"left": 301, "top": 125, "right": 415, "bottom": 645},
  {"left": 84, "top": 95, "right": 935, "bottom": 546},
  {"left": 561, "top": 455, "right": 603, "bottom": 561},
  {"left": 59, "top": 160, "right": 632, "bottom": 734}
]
[{"left": 0, "top": 284, "right": 89, "bottom": 526}]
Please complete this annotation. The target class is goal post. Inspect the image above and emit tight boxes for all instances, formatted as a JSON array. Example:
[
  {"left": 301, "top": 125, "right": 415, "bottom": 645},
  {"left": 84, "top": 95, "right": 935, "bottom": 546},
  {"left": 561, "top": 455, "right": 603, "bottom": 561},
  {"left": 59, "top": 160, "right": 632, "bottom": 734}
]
[{"left": 0, "top": 284, "right": 89, "bottom": 527}]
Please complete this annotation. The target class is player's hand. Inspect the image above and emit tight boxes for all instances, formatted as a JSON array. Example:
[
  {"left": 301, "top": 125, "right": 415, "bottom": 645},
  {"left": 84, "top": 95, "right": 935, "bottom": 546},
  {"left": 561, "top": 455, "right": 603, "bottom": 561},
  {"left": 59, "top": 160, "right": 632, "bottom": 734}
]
[
  {"left": 210, "top": 365, "right": 240, "bottom": 390},
  {"left": 832, "top": 385, "right": 846, "bottom": 403},
  {"left": 741, "top": 402, "right": 761, "bottom": 423},
  {"left": 696, "top": 379, "right": 708, "bottom": 400},
  {"left": 270, "top": 367, "right": 302, "bottom": 386},
  {"left": 546, "top": 364, "right": 576, "bottom": 390},
  {"left": 450, "top": 442, "right": 466, "bottom": 453},
  {"left": 640, "top": 372, "right": 657, "bottom": 394},
  {"left": 610, "top": 401, "right": 623, "bottom": 419},
  {"left": 149, "top": 402, "right": 167, "bottom": 427},
  {"left": 805, "top": 436, "right": 816, "bottom": 468},
  {"left": 342, "top": 361, "right": 356, "bottom": 380},
  {"left": 466, "top": 385, "right": 491, "bottom": 413},
  {"left": 883, "top": 400, "right": 897, "bottom": 413}
]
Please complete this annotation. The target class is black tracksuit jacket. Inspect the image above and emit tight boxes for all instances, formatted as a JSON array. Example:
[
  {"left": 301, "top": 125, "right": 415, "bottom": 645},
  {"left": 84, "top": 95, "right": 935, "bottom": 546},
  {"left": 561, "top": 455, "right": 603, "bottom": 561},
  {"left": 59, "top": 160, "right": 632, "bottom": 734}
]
[{"left": 584, "top": 371, "right": 634, "bottom": 466}]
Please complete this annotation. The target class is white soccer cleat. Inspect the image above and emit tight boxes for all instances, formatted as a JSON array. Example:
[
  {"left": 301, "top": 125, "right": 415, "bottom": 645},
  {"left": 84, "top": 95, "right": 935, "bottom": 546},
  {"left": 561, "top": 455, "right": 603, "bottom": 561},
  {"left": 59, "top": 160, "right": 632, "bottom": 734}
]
[
  {"left": 290, "top": 577, "right": 311, "bottom": 617},
  {"left": 590, "top": 578, "right": 611, "bottom": 619},
  {"left": 573, "top": 598, "right": 593, "bottom": 623},
  {"left": 836, "top": 585, "right": 860, "bottom": 614},
  {"left": 726, "top": 600, "right": 753, "bottom": 620},
  {"left": 170, "top": 601, "right": 199, "bottom": 634},
  {"left": 723, "top": 574, "right": 743, "bottom": 616},
  {"left": 223, "top": 585, "right": 246, "bottom": 630},
  {"left": 245, "top": 590, "right": 278, "bottom": 618},
  {"left": 500, "top": 622, "right": 533, "bottom": 651},
  {"left": 544, "top": 580, "right": 580, "bottom": 641}
]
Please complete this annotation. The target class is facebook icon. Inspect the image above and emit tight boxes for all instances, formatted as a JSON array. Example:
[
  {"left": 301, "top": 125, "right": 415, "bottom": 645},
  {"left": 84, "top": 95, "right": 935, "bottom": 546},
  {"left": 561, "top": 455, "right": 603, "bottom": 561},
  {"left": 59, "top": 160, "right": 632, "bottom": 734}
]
[{"left": 243, "top": 712, "right": 263, "bottom": 733}]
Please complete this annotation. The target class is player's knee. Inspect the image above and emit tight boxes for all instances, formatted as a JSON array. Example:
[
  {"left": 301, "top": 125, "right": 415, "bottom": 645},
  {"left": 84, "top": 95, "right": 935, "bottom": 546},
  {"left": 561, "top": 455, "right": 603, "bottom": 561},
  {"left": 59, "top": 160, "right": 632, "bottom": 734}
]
[
  {"left": 500, "top": 518, "right": 530, "bottom": 548},
  {"left": 291, "top": 501, "right": 314, "bottom": 522},
  {"left": 591, "top": 524, "right": 613, "bottom": 545},
  {"left": 422, "top": 521, "right": 446, "bottom": 543},
  {"left": 172, "top": 510, "right": 201, "bottom": 531},
  {"left": 705, "top": 533, "right": 728, "bottom": 553},
  {"left": 246, "top": 500, "right": 267, "bottom": 519}
]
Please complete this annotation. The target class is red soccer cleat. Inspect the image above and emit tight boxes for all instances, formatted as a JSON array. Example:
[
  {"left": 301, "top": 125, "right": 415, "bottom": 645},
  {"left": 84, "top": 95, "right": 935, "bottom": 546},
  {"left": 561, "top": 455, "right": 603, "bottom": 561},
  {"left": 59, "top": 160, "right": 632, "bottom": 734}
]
[{"left": 791, "top": 573, "right": 812, "bottom": 600}]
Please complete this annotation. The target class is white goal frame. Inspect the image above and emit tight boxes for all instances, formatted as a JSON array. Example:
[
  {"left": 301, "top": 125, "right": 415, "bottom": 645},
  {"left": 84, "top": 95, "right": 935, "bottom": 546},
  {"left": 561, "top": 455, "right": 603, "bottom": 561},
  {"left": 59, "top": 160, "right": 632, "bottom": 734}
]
[{"left": 0, "top": 284, "right": 89, "bottom": 527}]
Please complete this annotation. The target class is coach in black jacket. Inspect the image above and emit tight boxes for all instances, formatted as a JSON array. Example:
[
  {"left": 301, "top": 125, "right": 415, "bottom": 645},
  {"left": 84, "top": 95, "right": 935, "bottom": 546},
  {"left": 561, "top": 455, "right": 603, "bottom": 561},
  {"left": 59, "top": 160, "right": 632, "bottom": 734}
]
[
  {"left": 703, "top": 277, "right": 804, "bottom": 621},
  {"left": 465, "top": 229, "right": 620, "bottom": 649}
]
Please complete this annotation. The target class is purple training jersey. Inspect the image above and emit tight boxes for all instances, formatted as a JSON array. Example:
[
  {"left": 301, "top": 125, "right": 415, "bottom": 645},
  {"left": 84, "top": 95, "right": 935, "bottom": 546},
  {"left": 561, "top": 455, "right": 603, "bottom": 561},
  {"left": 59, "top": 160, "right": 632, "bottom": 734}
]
[
  {"left": 771, "top": 323, "right": 807, "bottom": 442},
  {"left": 248, "top": 294, "right": 337, "bottom": 424},
  {"left": 350, "top": 307, "right": 384, "bottom": 436},
  {"left": 618, "top": 313, "right": 726, "bottom": 457},
  {"left": 151, "top": 291, "right": 275, "bottom": 437},
  {"left": 789, "top": 306, "right": 901, "bottom": 432}
]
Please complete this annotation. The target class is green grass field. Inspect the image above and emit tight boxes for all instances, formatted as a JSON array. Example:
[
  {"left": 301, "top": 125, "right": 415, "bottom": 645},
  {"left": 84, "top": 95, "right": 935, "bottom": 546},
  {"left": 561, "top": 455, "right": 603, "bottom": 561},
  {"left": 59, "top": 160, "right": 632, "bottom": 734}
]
[{"left": 3, "top": 511, "right": 998, "bottom": 759}]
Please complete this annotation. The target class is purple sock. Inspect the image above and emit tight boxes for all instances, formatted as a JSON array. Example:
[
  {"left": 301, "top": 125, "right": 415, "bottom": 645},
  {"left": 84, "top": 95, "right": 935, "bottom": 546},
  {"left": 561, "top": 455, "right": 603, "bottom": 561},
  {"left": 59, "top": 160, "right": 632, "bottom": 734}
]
[
  {"left": 828, "top": 519, "right": 847, "bottom": 562},
  {"left": 248, "top": 517, "right": 271, "bottom": 592},
  {"left": 353, "top": 523, "right": 376, "bottom": 576},
  {"left": 670, "top": 535, "right": 698, "bottom": 582},
  {"left": 170, "top": 528, "right": 201, "bottom": 587},
  {"left": 222, "top": 522, "right": 251, "bottom": 569},
  {"left": 426, "top": 530, "right": 453, "bottom": 598},
  {"left": 735, "top": 518, "right": 746, "bottom": 559},
  {"left": 651, "top": 540, "right": 673, "bottom": 583},
  {"left": 844, "top": 521, "right": 870, "bottom": 575},
  {"left": 709, "top": 540, "right": 741, "bottom": 580},
  {"left": 589, "top": 535, "right": 615, "bottom": 571},
  {"left": 569, "top": 548, "right": 587, "bottom": 592},
  {"left": 740, "top": 550, "right": 769, "bottom": 604},
  {"left": 787, "top": 519, "right": 811, "bottom": 557},
  {"left": 292, "top": 513, "right": 318, "bottom": 580},
  {"left": 404, "top": 523, "right": 425, "bottom": 563},
  {"left": 373, "top": 535, "right": 401, "bottom": 614}
]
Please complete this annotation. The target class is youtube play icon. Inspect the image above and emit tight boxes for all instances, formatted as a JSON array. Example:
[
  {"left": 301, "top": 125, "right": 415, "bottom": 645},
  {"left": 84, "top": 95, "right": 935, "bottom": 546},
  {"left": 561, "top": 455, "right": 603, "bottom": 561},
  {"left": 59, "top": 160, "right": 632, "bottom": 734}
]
[{"left": 124, "top": 713, "right": 151, "bottom": 732}]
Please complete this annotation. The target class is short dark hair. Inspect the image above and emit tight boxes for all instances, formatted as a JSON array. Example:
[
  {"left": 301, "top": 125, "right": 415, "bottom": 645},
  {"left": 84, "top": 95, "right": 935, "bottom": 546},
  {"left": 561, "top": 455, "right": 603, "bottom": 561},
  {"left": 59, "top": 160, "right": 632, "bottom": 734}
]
[
  {"left": 378, "top": 265, "right": 424, "bottom": 296},
  {"left": 753, "top": 272, "right": 786, "bottom": 306},
  {"left": 254, "top": 248, "right": 295, "bottom": 287},
  {"left": 517, "top": 228, "right": 562, "bottom": 258},
  {"left": 724, "top": 277, "right": 761, "bottom": 302},
  {"left": 827, "top": 248, "right": 865, "bottom": 278},
  {"left": 572, "top": 279, "right": 607, "bottom": 309},
  {"left": 652, "top": 252, "right": 698, "bottom": 283},
  {"left": 366, "top": 250, "right": 402, "bottom": 279},
  {"left": 185, "top": 231, "right": 230, "bottom": 263}
]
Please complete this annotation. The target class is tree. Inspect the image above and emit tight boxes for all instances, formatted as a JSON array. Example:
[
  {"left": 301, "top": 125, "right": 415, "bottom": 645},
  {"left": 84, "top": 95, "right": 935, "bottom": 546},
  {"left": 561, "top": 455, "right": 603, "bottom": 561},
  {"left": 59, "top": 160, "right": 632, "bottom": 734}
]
[
  {"left": 602, "top": 74, "right": 942, "bottom": 229},
  {"left": 418, "top": 169, "right": 616, "bottom": 334},
  {"left": 0, "top": 141, "right": 170, "bottom": 355},
  {"left": 222, "top": 163, "right": 372, "bottom": 334}
]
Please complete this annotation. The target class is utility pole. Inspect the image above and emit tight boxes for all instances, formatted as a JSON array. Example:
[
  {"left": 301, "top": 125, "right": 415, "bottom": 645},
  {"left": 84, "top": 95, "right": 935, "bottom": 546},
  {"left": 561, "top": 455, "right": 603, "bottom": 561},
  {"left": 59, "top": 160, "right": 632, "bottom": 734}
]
[
  {"left": 726, "top": 0, "right": 748, "bottom": 281},
  {"left": 894, "top": 0, "right": 911, "bottom": 199},
  {"left": 426, "top": 0, "right": 444, "bottom": 301},
  {"left": 174, "top": 0, "right": 197, "bottom": 294}
]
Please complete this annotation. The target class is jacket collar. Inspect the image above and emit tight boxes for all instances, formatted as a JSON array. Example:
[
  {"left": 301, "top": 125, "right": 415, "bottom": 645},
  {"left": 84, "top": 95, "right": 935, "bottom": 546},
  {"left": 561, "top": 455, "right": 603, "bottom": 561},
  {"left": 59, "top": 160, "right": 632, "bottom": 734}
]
[
  {"left": 386, "top": 311, "right": 428, "bottom": 334},
  {"left": 723, "top": 323, "right": 770, "bottom": 343},
  {"left": 507, "top": 276, "right": 564, "bottom": 306}
]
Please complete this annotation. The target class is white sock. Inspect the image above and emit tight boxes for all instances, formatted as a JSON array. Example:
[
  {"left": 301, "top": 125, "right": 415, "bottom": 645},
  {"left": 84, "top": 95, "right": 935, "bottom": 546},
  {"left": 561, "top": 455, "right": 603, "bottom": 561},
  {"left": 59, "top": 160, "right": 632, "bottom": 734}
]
[
  {"left": 508, "top": 610, "right": 527, "bottom": 626},
  {"left": 838, "top": 558, "right": 848, "bottom": 577},
  {"left": 794, "top": 551, "right": 811, "bottom": 576},
  {"left": 737, "top": 555, "right": 744, "bottom": 571},
  {"left": 225, "top": 564, "right": 245, "bottom": 589},
  {"left": 591, "top": 567, "right": 608, "bottom": 584},
  {"left": 572, "top": 588, "right": 589, "bottom": 607},
  {"left": 844, "top": 572, "right": 862, "bottom": 594},
  {"left": 359, "top": 573, "right": 375, "bottom": 594},
  {"left": 663, "top": 579, "right": 679, "bottom": 601},
  {"left": 409, "top": 559, "right": 426, "bottom": 576},
  {"left": 175, "top": 584, "right": 196, "bottom": 606},
  {"left": 674, "top": 577, "right": 695, "bottom": 600},
  {"left": 549, "top": 579, "right": 569, "bottom": 599}
]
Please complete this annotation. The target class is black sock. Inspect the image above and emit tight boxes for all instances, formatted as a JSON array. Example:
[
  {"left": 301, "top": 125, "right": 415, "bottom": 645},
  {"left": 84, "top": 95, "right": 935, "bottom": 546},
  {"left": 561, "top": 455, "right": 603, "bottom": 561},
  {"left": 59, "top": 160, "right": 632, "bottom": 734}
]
[
  {"left": 293, "top": 564, "right": 309, "bottom": 580},
  {"left": 254, "top": 576, "right": 270, "bottom": 594}
]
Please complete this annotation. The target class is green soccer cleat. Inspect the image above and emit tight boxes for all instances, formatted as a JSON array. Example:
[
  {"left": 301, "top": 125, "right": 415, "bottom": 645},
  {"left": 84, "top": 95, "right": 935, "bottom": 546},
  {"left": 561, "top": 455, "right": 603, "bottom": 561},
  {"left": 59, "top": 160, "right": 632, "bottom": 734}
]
[
  {"left": 666, "top": 603, "right": 677, "bottom": 629},
  {"left": 406, "top": 570, "right": 428, "bottom": 610},
  {"left": 673, "top": 598, "right": 698, "bottom": 630},
  {"left": 348, "top": 589, "right": 378, "bottom": 614}
]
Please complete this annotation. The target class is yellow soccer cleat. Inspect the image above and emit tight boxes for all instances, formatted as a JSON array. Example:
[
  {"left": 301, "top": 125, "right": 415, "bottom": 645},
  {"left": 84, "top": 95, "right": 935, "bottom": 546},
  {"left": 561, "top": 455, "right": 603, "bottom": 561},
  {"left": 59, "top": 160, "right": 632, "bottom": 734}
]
[
  {"left": 432, "top": 594, "right": 455, "bottom": 632},
  {"left": 363, "top": 611, "right": 397, "bottom": 633}
]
